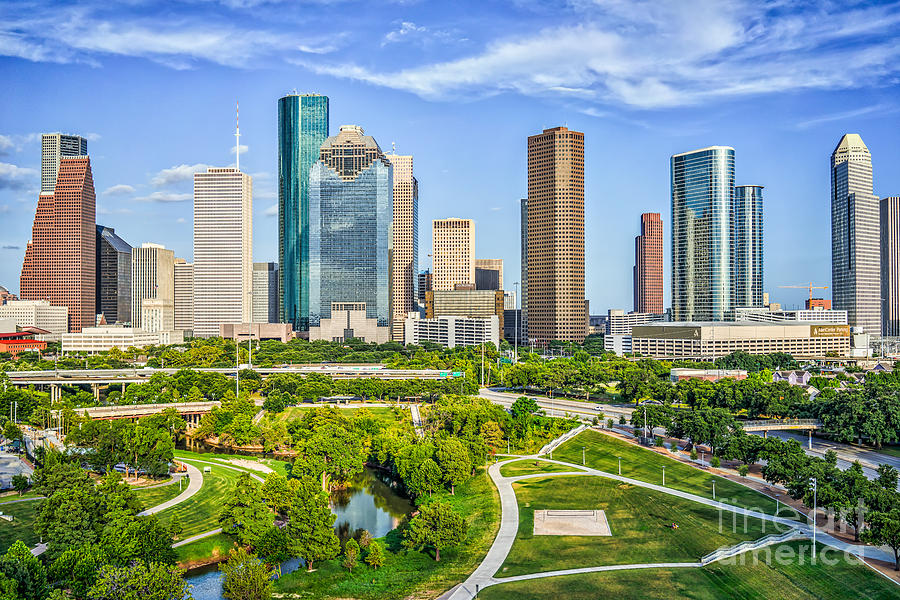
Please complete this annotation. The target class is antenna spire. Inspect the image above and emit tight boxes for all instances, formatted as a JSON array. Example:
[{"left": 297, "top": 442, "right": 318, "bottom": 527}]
[{"left": 234, "top": 100, "right": 241, "bottom": 171}]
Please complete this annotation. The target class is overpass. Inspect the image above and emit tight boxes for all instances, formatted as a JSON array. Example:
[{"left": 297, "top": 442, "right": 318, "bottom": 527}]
[
  {"left": 740, "top": 418, "right": 822, "bottom": 448},
  {"left": 62, "top": 400, "right": 236, "bottom": 428}
]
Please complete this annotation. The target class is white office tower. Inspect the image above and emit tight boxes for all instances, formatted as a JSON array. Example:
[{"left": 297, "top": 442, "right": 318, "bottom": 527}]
[
  {"left": 131, "top": 243, "right": 175, "bottom": 331},
  {"left": 193, "top": 167, "right": 252, "bottom": 337},
  {"left": 41, "top": 133, "right": 88, "bottom": 194},
  {"left": 174, "top": 259, "right": 194, "bottom": 334}
]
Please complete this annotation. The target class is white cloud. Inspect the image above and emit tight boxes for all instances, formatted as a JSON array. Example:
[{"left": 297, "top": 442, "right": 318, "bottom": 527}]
[
  {"left": 0, "top": 163, "right": 37, "bottom": 190},
  {"left": 85, "top": 132, "right": 102, "bottom": 141},
  {"left": 135, "top": 191, "right": 192, "bottom": 203},
  {"left": 794, "top": 104, "right": 898, "bottom": 130},
  {"left": 151, "top": 164, "right": 211, "bottom": 186},
  {"left": 102, "top": 184, "right": 135, "bottom": 196},
  {"left": 0, "top": 136, "right": 13, "bottom": 156},
  {"left": 264, "top": 204, "right": 278, "bottom": 217},
  {"left": 176, "top": 217, "right": 186, "bottom": 223},
  {"left": 230, "top": 144, "right": 248, "bottom": 155},
  {"left": 382, "top": 21, "right": 427, "bottom": 45}
]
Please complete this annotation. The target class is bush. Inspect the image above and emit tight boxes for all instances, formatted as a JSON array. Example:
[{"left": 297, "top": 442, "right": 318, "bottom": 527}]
[
  {"left": 690, "top": 448, "right": 698, "bottom": 461},
  {"left": 711, "top": 456, "right": 721, "bottom": 468},
  {"left": 654, "top": 436, "right": 664, "bottom": 447},
  {"left": 618, "top": 415, "right": 626, "bottom": 425},
  {"left": 607, "top": 418, "right": 614, "bottom": 429},
  {"left": 738, "top": 464, "right": 750, "bottom": 477},
  {"left": 670, "top": 442, "right": 679, "bottom": 453}
]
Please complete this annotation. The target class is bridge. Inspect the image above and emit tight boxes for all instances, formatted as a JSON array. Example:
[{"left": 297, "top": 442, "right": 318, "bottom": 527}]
[
  {"left": 740, "top": 418, "right": 822, "bottom": 448},
  {"left": 62, "top": 400, "right": 241, "bottom": 428}
]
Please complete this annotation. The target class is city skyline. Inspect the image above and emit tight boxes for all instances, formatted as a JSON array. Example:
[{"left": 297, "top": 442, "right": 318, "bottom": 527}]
[{"left": 2, "top": 2, "right": 900, "bottom": 314}]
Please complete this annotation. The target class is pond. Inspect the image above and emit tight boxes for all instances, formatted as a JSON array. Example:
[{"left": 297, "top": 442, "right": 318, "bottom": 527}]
[{"left": 185, "top": 467, "right": 413, "bottom": 600}]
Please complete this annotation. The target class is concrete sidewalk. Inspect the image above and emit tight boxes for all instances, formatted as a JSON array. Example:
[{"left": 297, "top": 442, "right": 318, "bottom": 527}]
[{"left": 138, "top": 461, "right": 202, "bottom": 516}]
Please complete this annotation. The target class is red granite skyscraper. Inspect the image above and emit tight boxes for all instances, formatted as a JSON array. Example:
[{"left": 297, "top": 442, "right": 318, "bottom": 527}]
[
  {"left": 634, "top": 212, "right": 663, "bottom": 314},
  {"left": 20, "top": 157, "right": 96, "bottom": 332}
]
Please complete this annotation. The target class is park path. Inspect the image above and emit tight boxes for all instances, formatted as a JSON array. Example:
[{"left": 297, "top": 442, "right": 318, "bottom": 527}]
[
  {"left": 138, "top": 461, "right": 203, "bottom": 516},
  {"left": 410, "top": 404, "right": 425, "bottom": 438},
  {"left": 445, "top": 440, "right": 897, "bottom": 599},
  {"left": 172, "top": 527, "right": 223, "bottom": 548},
  {"left": 177, "top": 457, "right": 265, "bottom": 483}
]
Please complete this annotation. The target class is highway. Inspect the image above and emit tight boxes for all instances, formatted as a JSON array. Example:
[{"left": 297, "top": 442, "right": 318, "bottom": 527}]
[{"left": 478, "top": 388, "right": 634, "bottom": 421}]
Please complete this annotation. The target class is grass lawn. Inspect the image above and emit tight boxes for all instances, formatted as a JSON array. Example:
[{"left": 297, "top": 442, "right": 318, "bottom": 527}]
[
  {"left": 0, "top": 491, "right": 41, "bottom": 504},
  {"left": 134, "top": 480, "right": 185, "bottom": 510},
  {"left": 154, "top": 459, "right": 244, "bottom": 538},
  {"left": 499, "top": 459, "right": 583, "bottom": 477},
  {"left": 174, "top": 450, "right": 290, "bottom": 477},
  {"left": 554, "top": 430, "right": 796, "bottom": 518},
  {"left": 278, "top": 405, "right": 402, "bottom": 424},
  {"left": 499, "top": 474, "right": 773, "bottom": 578},
  {"left": 0, "top": 500, "right": 39, "bottom": 552},
  {"left": 274, "top": 467, "right": 500, "bottom": 600},
  {"left": 174, "top": 533, "right": 237, "bottom": 568},
  {"left": 484, "top": 542, "right": 899, "bottom": 599}
]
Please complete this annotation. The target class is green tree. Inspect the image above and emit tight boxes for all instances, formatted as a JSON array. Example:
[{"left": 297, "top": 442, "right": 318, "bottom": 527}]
[
  {"left": 0, "top": 540, "right": 48, "bottom": 600},
  {"left": 169, "top": 514, "right": 184, "bottom": 540},
  {"left": 11, "top": 474, "right": 28, "bottom": 496},
  {"left": 49, "top": 544, "right": 106, "bottom": 599},
  {"left": 285, "top": 476, "right": 339, "bottom": 571},
  {"left": 219, "top": 472, "right": 273, "bottom": 549},
  {"left": 342, "top": 538, "right": 360, "bottom": 573},
  {"left": 220, "top": 547, "right": 274, "bottom": 600},
  {"left": 35, "top": 486, "right": 100, "bottom": 556},
  {"left": 100, "top": 515, "right": 177, "bottom": 566},
  {"left": 435, "top": 438, "right": 472, "bottom": 495},
  {"left": 403, "top": 502, "right": 468, "bottom": 562},
  {"left": 861, "top": 508, "right": 900, "bottom": 570},
  {"left": 88, "top": 562, "right": 192, "bottom": 600},
  {"left": 365, "top": 540, "right": 385, "bottom": 569}
]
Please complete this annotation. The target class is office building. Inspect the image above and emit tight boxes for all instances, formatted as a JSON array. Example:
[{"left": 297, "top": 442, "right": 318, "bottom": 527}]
[
  {"left": 62, "top": 326, "right": 184, "bottom": 354},
  {"left": 20, "top": 156, "right": 96, "bottom": 332},
  {"left": 405, "top": 315, "right": 499, "bottom": 349},
  {"left": 631, "top": 321, "right": 851, "bottom": 359},
  {"left": 95, "top": 225, "right": 132, "bottom": 324},
  {"left": 670, "top": 369, "right": 748, "bottom": 382},
  {"left": 606, "top": 309, "right": 666, "bottom": 335},
  {"left": 41, "top": 133, "right": 87, "bottom": 194},
  {"left": 278, "top": 93, "right": 329, "bottom": 330},
  {"left": 0, "top": 286, "right": 16, "bottom": 305},
  {"left": 503, "top": 290, "right": 516, "bottom": 310},
  {"left": 307, "top": 125, "right": 391, "bottom": 334},
  {"left": 0, "top": 300, "right": 68, "bottom": 336},
  {"left": 733, "top": 185, "right": 764, "bottom": 308},
  {"left": 730, "top": 306, "right": 848, "bottom": 324},
  {"left": 221, "top": 322, "right": 294, "bottom": 343},
  {"left": 475, "top": 259, "right": 503, "bottom": 291},
  {"left": 634, "top": 213, "right": 663, "bottom": 314},
  {"left": 671, "top": 146, "right": 735, "bottom": 322},
  {"left": 309, "top": 302, "right": 389, "bottom": 343},
  {"left": 193, "top": 167, "right": 253, "bottom": 337},
  {"left": 520, "top": 198, "right": 528, "bottom": 339},
  {"left": 882, "top": 196, "right": 900, "bottom": 335},
  {"left": 526, "top": 127, "right": 586, "bottom": 342},
  {"left": 252, "top": 262, "right": 279, "bottom": 324},
  {"left": 433, "top": 218, "right": 475, "bottom": 291},
  {"left": 831, "top": 134, "right": 880, "bottom": 333},
  {"left": 131, "top": 243, "right": 175, "bottom": 331},
  {"left": 174, "top": 259, "right": 194, "bottom": 334},
  {"left": 807, "top": 298, "right": 831, "bottom": 310},
  {"left": 603, "top": 334, "right": 632, "bottom": 356},
  {"left": 425, "top": 289, "right": 505, "bottom": 336},
  {"left": 386, "top": 151, "right": 418, "bottom": 341}
]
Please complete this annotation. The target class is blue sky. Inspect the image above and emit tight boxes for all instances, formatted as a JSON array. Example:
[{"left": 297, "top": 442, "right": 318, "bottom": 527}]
[{"left": 1, "top": 0, "right": 900, "bottom": 313}]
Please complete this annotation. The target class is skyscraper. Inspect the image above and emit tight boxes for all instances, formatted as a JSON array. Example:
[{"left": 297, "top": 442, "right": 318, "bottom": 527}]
[
  {"left": 633, "top": 213, "right": 663, "bottom": 314},
  {"left": 475, "top": 259, "right": 503, "bottom": 291},
  {"left": 278, "top": 93, "right": 329, "bottom": 330},
  {"left": 174, "top": 259, "right": 194, "bottom": 333},
  {"left": 21, "top": 156, "right": 96, "bottom": 332},
  {"left": 881, "top": 197, "right": 900, "bottom": 336},
  {"left": 252, "top": 262, "right": 279, "bottom": 323},
  {"left": 131, "top": 243, "right": 175, "bottom": 331},
  {"left": 831, "top": 133, "right": 880, "bottom": 333},
  {"left": 41, "top": 133, "right": 87, "bottom": 194},
  {"left": 526, "top": 126, "right": 586, "bottom": 342},
  {"left": 520, "top": 197, "right": 528, "bottom": 339},
  {"left": 307, "top": 125, "right": 392, "bottom": 329},
  {"left": 96, "top": 225, "right": 132, "bottom": 324},
  {"left": 417, "top": 270, "right": 432, "bottom": 305},
  {"left": 432, "top": 218, "right": 475, "bottom": 291},
  {"left": 671, "top": 146, "right": 735, "bottom": 322},
  {"left": 732, "top": 185, "right": 764, "bottom": 308},
  {"left": 193, "top": 167, "right": 252, "bottom": 337},
  {"left": 385, "top": 151, "right": 418, "bottom": 341}
]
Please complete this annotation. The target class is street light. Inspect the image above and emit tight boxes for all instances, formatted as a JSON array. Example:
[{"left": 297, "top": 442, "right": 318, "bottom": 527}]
[
  {"left": 662, "top": 466, "right": 666, "bottom": 486},
  {"left": 582, "top": 446, "right": 585, "bottom": 466},
  {"left": 811, "top": 477, "right": 818, "bottom": 561},
  {"left": 712, "top": 480, "right": 716, "bottom": 501},
  {"left": 617, "top": 456, "right": 622, "bottom": 476}
]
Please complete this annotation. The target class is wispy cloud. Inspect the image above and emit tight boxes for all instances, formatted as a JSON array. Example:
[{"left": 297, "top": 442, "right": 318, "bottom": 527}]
[
  {"left": 230, "top": 144, "right": 248, "bottom": 156},
  {"left": 0, "top": 136, "right": 14, "bottom": 156},
  {"left": 1, "top": 245, "right": 21, "bottom": 250},
  {"left": 0, "top": 163, "right": 38, "bottom": 190},
  {"left": 382, "top": 21, "right": 460, "bottom": 47},
  {"left": 176, "top": 217, "right": 186, "bottom": 223},
  {"left": 102, "top": 184, "right": 135, "bottom": 196},
  {"left": 151, "top": 164, "right": 210, "bottom": 186},
  {"left": 135, "top": 191, "right": 192, "bottom": 203},
  {"left": 794, "top": 103, "right": 898, "bottom": 129},
  {"left": 98, "top": 205, "right": 134, "bottom": 215},
  {"left": 264, "top": 204, "right": 278, "bottom": 217}
]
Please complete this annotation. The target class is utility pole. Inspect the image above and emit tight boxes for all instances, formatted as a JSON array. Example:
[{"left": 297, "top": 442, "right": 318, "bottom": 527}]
[
  {"left": 811, "top": 477, "right": 818, "bottom": 561},
  {"left": 235, "top": 337, "right": 240, "bottom": 398},
  {"left": 481, "top": 343, "right": 484, "bottom": 388}
]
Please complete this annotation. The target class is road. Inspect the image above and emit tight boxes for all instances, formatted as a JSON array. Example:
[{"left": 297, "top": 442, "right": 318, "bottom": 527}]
[{"left": 479, "top": 388, "right": 634, "bottom": 421}]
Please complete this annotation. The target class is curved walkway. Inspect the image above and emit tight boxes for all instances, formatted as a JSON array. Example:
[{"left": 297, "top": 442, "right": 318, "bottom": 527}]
[
  {"left": 446, "top": 449, "right": 896, "bottom": 600},
  {"left": 138, "top": 461, "right": 203, "bottom": 516},
  {"left": 177, "top": 457, "right": 265, "bottom": 483}
]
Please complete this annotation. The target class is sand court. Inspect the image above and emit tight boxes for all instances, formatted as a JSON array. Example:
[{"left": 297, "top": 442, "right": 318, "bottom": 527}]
[{"left": 533, "top": 509, "right": 612, "bottom": 536}]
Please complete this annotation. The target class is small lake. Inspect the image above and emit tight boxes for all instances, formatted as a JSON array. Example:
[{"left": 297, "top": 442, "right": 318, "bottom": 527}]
[{"left": 185, "top": 467, "right": 412, "bottom": 600}]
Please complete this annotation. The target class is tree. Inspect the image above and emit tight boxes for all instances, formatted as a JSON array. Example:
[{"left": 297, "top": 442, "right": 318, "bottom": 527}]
[
  {"left": 0, "top": 540, "right": 49, "bottom": 600},
  {"left": 11, "top": 474, "right": 28, "bottom": 496},
  {"left": 169, "top": 514, "right": 184, "bottom": 540},
  {"left": 88, "top": 562, "right": 192, "bottom": 600},
  {"left": 365, "top": 540, "right": 385, "bottom": 569},
  {"left": 510, "top": 397, "right": 540, "bottom": 421},
  {"left": 220, "top": 547, "right": 274, "bottom": 600},
  {"left": 285, "top": 476, "right": 339, "bottom": 571},
  {"left": 2, "top": 422, "right": 21, "bottom": 444},
  {"left": 342, "top": 538, "right": 360, "bottom": 573},
  {"left": 100, "top": 515, "right": 177, "bottom": 566},
  {"left": 436, "top": 438, "right": 472, "bottom": 495},
  {"left": 403, "top": 502, "right": 468, "bottom": 562},
  {"left": 49, "top": 544, "right": 106, "bottom": 599},
  {"left": 219, "top": 472, "right": 273, "bottom": 549},
  {"left": 35, "top": 486, "right": 101, "bottom": 556},
  {"left": 861, "top": 508, "right": 900, "bottom": 570}
]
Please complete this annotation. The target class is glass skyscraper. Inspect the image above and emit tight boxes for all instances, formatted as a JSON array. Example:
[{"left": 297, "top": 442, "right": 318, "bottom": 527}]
[
  {"left": 277, "top": 93, "right": 329, "bottom": 330},
  {"left": 671, "top": 146, "right": 735, "bottom": 322},
  {"left": 308, "top": 125, "right": 392, "bottom": 328},
  {"left": 732, "top": 185, "right": 764, "bottom": 308}
]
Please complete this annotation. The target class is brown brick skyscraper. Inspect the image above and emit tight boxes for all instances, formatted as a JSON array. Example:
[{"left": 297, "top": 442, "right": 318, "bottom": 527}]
[
  {"left": 526, "top": 126, "right": 586, "bottom": 343},
  {"left": 634, "top": 212, "right": 664, "bottom": 313},
  {"left": 21, "top": 157, "right": 96, "bottom": 332}
]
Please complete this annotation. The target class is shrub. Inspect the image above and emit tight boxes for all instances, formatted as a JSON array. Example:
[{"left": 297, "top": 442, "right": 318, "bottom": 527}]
[
  {"left": 670, "top": 442, "right": 679, "bottom": 453},
  {"left": 690, "top": 448, "right": 698, "bottom": 461},
  {"left": 711, "top": 456, "right": 721, "bottom": 468},
  {"left": 654, "top": 436, "right": 664, "bottom": 447},
  {"left": 738, "top": 464, "right": 750, "bottom": 477}
]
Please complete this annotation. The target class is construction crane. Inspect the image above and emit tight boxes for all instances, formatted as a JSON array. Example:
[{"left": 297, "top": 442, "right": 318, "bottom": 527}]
[{"left": 778, "top": 283, "right": 829, "bottom": 300}]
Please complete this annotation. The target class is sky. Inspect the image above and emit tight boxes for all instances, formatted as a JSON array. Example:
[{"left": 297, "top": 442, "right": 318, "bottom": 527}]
[{"left": 1, "top": 0, "right": 900, "bottom": 313}]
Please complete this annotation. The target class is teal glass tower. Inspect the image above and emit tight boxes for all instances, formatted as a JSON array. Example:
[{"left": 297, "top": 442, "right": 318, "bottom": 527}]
[
  {"left": 671, "top": 146, "right": 735, "bottom": 322},
  {"left": 278, "top": 93, "right": 329, "bottom": 330}
]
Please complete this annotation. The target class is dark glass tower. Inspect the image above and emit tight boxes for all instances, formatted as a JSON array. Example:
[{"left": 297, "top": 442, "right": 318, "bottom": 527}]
[
  {"left": 96, "top": 225, "right": 132, "bottom": 324},
  {"left": 278, "top": 93, "right": 329, "bottom": 330},
  {"left": 732, "top": 185, "right": 764, "bottom": 308}
]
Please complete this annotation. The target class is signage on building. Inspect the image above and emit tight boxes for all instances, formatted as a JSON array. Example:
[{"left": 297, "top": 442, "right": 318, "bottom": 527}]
[{"left": 810, "top": 325, "right": 851, "bottom": 338}]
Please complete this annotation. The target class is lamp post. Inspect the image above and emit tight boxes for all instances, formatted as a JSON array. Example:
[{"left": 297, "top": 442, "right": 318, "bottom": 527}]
[
  {"left": 712, "top": 480, "right": 716, "bottom": 500},
  {"left": 582, "top": 446, "right": 585, "bottom": 466},
  {"left": 617, "top": 456, "right": 622, "bottom": 476},
  {"left": 775, "top": 494, "right": 780, "bottom": 516},
  {"left": 811, "top": 477, "right": 817, "bottom": 561},
  {"left": 662, "top": 466, "right": 666, "bottom": 486}
]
